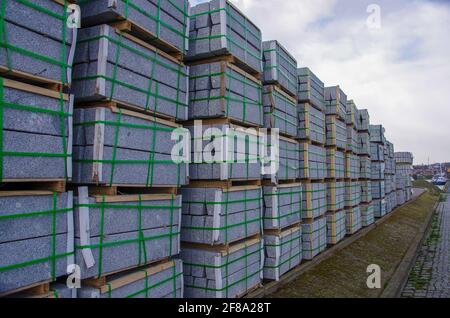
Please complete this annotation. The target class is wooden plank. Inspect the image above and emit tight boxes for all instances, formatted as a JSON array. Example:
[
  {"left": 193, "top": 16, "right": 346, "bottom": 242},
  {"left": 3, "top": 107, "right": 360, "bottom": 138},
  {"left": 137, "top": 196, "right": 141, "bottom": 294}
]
[
  {"left": 0, "top": 66, "right": 66, "bottom": 92},
  {"left": 2, "top": 78, "right": 69, "bottom": 100}
]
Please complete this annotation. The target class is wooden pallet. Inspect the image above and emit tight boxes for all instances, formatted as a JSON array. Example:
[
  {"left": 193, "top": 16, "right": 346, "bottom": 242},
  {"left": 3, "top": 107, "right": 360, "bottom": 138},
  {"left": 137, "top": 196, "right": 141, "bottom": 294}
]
[
  {"left": 185, "top": 54, "right": 262, "bottom": 80},
  {"left": 0, "top": 66, "right": 67, "bottom": 93},
  {"left": 296, "top": 138, "right": 326, "bottom": 147},
  {"left": 83, "top": 257, "right": 171, "bottom": 289},
  {"left": 0, "top": 180, "right": 66, "bottom": 193},
  {"left": 182, "top": 115, "right": 263, "bottom": 130},
  {"left": 69, "top": 184, "right": 179, "bottom": 196},
  {"left": 182, "top": 233, "right": 262, "bottom": 255},
  {"left": 187, "top": 179, "right": 262, "bottom": 189},
  {"left": 0, "top": 280, "right": 51, "bottom": 298},
  {"left": 109, "top": 20, "right": 184, "bottom": 62},
  {"left": 75, "top": 99, "right": 181, "bottom": 124}
]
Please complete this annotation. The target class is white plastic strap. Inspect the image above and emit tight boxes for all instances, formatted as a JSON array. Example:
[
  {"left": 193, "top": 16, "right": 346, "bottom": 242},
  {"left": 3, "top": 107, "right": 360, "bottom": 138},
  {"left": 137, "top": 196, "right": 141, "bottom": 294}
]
[
  {"left": 212, "top": 190, "right": 222, "bottom": 244},
  {"left": 66, "top": 95, "right": 74, "bottom": 180},
  {"left": 271, "top": 187, "right": 279, "bottom": 228},
  {"left": 78, "top": 186, "right": 95, "bottom": 268},
  {"left": 66, "top": 191, "right": 75, "bottom": 270},
  {"left": 214, "top": 255, "right": 223, "bottom": 298}
]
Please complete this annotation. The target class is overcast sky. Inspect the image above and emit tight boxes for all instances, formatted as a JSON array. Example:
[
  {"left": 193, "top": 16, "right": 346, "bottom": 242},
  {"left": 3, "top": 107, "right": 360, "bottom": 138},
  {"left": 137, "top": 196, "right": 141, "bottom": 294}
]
[{"left": 190, "top": 0, "right": 450, "bottom": 164}]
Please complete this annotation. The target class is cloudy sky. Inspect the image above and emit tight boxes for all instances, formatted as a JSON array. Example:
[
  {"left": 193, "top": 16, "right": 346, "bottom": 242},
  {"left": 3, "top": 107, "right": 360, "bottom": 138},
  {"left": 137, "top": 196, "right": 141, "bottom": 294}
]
[{"left": 190, "top": 0, "right": 450, "bottom": 164}]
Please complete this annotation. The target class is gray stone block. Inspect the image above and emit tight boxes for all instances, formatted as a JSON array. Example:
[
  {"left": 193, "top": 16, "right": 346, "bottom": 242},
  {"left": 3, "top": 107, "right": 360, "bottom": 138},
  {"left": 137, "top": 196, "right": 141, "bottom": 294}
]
[
  {"left": 370, "top": 125, "right": 386, "bottom": 144},
  {"left": 360, "top": 156, "right": 371, "bottom": 180},
  {"left": 189, "top": 61, "right": 263, "bottom": 126},
  {"left": 356, "top": 109, "right": 370, "bottom": 132},
  {"left": 346, "top": 206, "right": 362, "bottom": 235},
  {"left": 263, "top": 85, "right": 297, "bottom": 137},
  {"left": 185, "top": 122, "right": 262, "bottom": 181},
  {"left": 347, "top": 126, "right": 358, "bottom": 154},
  {"left": 327, "top": 210, "right": 346, "bottom": 244},
  {"left": 263, "top": 137, "right": 299, "bottom": 183},
  {"left": 187, "top": 0, "right": 263, "bottom": 74},
  {"left": 345, "top": 153, "right": 360, "bottom": 180},
  {"left": 360, "top": 180, "right": 372, "bottom": 203},
  {"left": 73, "top": 107, "right": 188, "bottom": 186},
  {"left": 0, "top": 0, "right": 75, "bottom": 84},
  {"left": 373, "top": 198, "right": 387, "bottom": 218},
  {"left": 73, "top": 25, "right": 188, "bottom": 121},
  {"left": 0, "top": 78, "right": 73, "bottom": 181},
  {"left": 326, "top": 116, "right": 347, "bottom": 150},
  {"left": 181, "top": 187, "right": 262, "bottom": 245},
  {"left": 326, "top": 149, "right": 345, "bottom": 180},
  {"left": 297, "top": 68, "right": 325, "bottom": 111},
  {"left": 345, "top": 181, "right": 361, "bottom": 207},
  {"left": 299, "top": 143, "right": 326, "bottom": 180},
  {"left": 303, "top": 183, "right": 327, "bottom": 219},
  {"left": 262, "top": 41, "right": 298, "bottom": 97},
  {"left": 263, "top": 184, "right": 302, "bottom": 230},
  {"left": 361, "top": 203, "right": 375, "bottom": 227},
  {"left": 298, "top": 103, "right": 326, "bottom": 144},
  {"left": 263, "top": 226, "right": 301, "bottom": 281},
  {"left": 346, "top": 100, "right": 358, "bottom": 127},
  {"left": 181, "top": 238, "right": 263, "bottom": 298},
  {"left": 78, "top": 259, "right": 183, "bottom": 298},
  {"left": 79, "top": 0, "right": 189, "bottom": 55},
  {"left": 302, "top": 217, "right": 327, "bottom": 260},
  {"left": 74, "top": 189, "right": 181, "bottom": 279},
  {"left": 0, "top": 191, "right": 73, "bottom": 295},
  {"left": 324, "top": 86, "right": 347, "bottom": 120},
  {"left": 371, "top": 162, "right": 385, "bottom": 181},
  {"left": 327, "top": 181, "right": 345, "bottom": 212}
]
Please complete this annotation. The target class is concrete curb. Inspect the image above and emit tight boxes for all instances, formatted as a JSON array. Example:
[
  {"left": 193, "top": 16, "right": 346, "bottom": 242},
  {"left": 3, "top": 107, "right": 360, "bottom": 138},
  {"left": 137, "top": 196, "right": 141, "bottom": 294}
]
[{"left": 246, "top": 190, "right": 428, "bottom": 298}]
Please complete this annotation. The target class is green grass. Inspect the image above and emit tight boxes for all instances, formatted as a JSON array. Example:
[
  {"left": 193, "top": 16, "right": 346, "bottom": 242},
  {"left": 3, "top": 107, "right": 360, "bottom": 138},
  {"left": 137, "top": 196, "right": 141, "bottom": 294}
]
[{"left": 269, "top": 192, "right": 438, "bottom": 298}]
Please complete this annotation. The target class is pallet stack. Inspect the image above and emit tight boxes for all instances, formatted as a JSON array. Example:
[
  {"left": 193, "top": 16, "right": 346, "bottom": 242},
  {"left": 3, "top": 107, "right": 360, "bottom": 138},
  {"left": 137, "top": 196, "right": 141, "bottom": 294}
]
[
  {"left": 261, "top": 40, "right": 302, "bottom": 282},
  {"left": 181, "top": 0, "right": 264, "bottom": 298},
  {"left": 370, "top": 125, "right": 387, "bottom": 218},
  {"left": 69, "top": 0, "right": 191, "bottom": 298},
  {"left": 395, "top": 152, "right": 414, "bottom": 203},
  {"left": 0, "top": 0, "right": 76, "bottom": 298},
  {"left": 356, "top": 110, "right": 374, "bottom": 227},
  {"left": 384, "top": 141, "right": 397, "bottom": 213},
  {"left": 298, "top": 69, "right": 327, "bottom": 257},
  {"left": 344, "top": 100, "right": 361, "bottom": 235}
]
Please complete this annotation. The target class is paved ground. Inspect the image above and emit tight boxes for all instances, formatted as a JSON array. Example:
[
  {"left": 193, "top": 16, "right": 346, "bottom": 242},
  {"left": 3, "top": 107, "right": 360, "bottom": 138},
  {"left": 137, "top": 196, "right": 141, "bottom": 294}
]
[
  {"left": 402, "top": 191, "right": 450, "bottom": 298},
  {"left": 269, "top": 191, "right": 437, "bottom": 298}
]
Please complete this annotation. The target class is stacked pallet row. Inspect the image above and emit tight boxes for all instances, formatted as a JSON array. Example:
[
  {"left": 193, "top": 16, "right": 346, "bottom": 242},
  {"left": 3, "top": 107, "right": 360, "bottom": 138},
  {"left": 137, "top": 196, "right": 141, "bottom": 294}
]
[
  {"left": 261, "top": 41, "right": 302, "bottom": 282},
  {"left": 384, "top": 141, "right": 397, "bottom": 213},
  {"left": 344, "top": 100, "right": 362, "bottom": 235},
  {"left": 298, "top": 69, "right": 327, "bottom": 257},
  {"left": 181, "top": 0, "right": 264, "bottom": 298},
  {"left": 323, "top": 85, "right": 346, "bottom": 245},
  {"left": 356, "top": 110, "right": 374, "bottom": 227},
  {"left": 68, "top": 0, "right": 191, "bottom": 298},
  {"left": 0, "top": 0, "right": 76, "bottom": 297},
  {"left": 395, "top": 152, "right": 414, "bottom": 204},
  {"left": 370, "top": 125, "right": 387, "bottom": 218}
]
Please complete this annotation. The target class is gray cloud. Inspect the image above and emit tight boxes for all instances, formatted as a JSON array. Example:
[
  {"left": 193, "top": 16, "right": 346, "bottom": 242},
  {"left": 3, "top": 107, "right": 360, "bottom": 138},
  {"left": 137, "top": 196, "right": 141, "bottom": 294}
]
[{"left": 190, "top": 0, "right": 450, "bottom": 164}]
